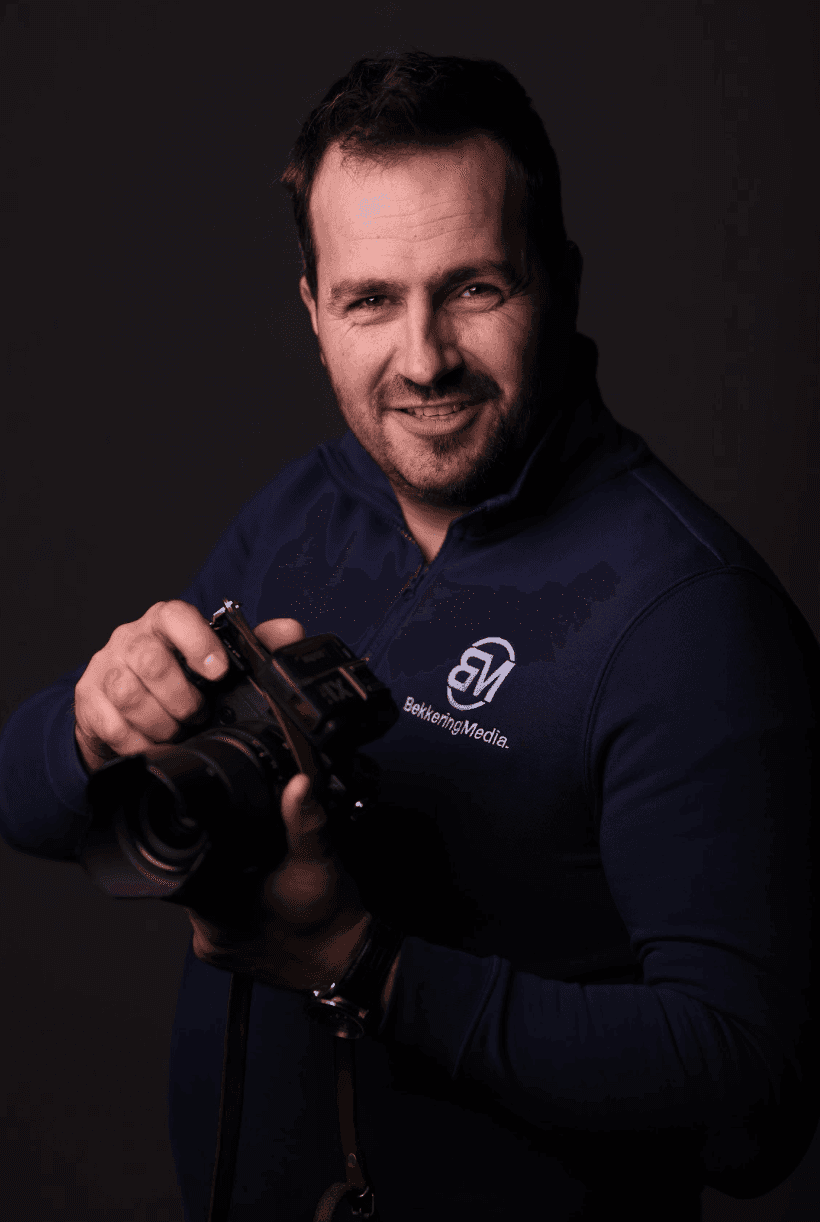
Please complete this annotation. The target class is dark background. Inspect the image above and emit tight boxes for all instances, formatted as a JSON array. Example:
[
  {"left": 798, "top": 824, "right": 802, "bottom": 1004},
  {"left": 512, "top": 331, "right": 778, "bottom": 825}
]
[{"left": 1, "top": 1, "right": 817, "bottom": 1218}]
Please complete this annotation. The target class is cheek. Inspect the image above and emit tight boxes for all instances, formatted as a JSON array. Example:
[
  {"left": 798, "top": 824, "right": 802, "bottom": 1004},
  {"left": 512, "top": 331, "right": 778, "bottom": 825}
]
[
  {"left": 320, "top": 325, "right": 388, "bottom": 391},
  {"left": 452, "top": 313, "right": 533, "bottom": 380}
]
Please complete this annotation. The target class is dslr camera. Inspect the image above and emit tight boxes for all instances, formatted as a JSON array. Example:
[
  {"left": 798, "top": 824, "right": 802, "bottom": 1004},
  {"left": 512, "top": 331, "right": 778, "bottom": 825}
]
[{"left": 80, "top": 600, "right": 398, "bottom": 927}]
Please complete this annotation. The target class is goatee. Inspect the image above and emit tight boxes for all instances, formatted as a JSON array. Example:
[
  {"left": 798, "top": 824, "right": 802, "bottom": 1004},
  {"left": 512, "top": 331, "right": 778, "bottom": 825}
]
[{"left": 402, "top": 399, "right": 544, "bottom": 509}]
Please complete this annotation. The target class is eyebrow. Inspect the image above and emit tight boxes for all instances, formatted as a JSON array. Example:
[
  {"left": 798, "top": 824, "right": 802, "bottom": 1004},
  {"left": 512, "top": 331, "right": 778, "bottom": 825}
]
[{"left": 326, "top": 259, "right": 520, "bottom": 306}]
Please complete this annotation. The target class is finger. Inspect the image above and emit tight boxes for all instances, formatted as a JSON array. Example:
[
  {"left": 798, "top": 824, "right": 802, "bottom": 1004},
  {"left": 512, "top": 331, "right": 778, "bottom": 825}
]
[
  {"left": 280, "top": 772, "right": 330, "bottom": 861},
  {"left": 120, "top": 631, "right": 205, "bottom": 723},
  {"left": 75, "top": 688, "right": 164, "bottom": 763},
  {"left": 99, "top": 662, "right": 181, "bottom": 741},
  {"left": 253, "top": 618, "right": 306, "bottom": 652},
  {"left": 146, "top": 600, "right": 230, "bottom": 680}
]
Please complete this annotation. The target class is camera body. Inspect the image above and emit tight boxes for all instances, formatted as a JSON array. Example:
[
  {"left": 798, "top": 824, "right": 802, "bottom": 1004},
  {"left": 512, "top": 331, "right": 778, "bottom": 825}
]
[{"left": 80, "top": 600, "right": 398, "bottom": 926}]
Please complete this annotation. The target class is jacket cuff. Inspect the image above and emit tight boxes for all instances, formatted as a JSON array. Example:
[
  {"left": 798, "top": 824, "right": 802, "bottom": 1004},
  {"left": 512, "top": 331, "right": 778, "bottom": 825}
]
[
  {"left": 376, "top": 935, "right": 506, "bottom": 1076},
  {"left": 43, "top": 693, "right": 94, "bottom": 843}
]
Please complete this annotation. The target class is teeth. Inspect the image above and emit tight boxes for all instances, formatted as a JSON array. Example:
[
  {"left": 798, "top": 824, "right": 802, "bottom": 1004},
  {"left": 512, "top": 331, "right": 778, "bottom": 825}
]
[{"left": 405, "top": 404, "right": 465, "bottom": 418}]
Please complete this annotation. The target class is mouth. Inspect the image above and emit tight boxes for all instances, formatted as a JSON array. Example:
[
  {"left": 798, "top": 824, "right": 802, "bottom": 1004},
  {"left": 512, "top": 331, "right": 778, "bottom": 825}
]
[
  {"left": 392, "top": 401, "right": 477, "bottom": 418},
  {"left": 386, "top": 398, "right": 487, "bottom": 438}
]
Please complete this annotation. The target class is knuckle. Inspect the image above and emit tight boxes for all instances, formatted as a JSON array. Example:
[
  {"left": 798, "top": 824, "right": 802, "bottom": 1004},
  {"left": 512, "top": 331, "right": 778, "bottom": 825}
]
[
  {"left": 166, "top": 598, "right": 195, "bottom": 615},
  {"left": 108, "top": 623, "right": 131, "bottom": 650},
  {"left": 125, "top": 633, "right": 169, "bottom": 679},
  {"left": 145, "top": 712, "right": 179, "bottom": 743},
  {"left": 91, "top": 709, "right": 129, "bottom": 753},
  {"left": 147, "top": 599, "right": 173, "bottom": 618},
  {"left": 142, "top": 600, "right": 176, "bottom": 636},
  {"left": 74, "top": 669, "right": 92, "bottom": 701},
  {"left": 155, "top": 598, "right": 196, "bottom": 631},
  {"left": 102, "top": 665, "right": 141, "bottom": 707}
]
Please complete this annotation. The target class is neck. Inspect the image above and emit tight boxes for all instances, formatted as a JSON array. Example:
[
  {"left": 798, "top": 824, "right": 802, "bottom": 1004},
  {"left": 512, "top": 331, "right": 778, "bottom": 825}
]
[{"left": 392, "top": 488, "right": 467, "bottom": 564}]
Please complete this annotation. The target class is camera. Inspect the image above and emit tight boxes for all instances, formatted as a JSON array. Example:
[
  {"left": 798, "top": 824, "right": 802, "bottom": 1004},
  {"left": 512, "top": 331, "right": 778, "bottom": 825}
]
[{"left": 79, "top": 600, "right": 399, "bottom": 927}]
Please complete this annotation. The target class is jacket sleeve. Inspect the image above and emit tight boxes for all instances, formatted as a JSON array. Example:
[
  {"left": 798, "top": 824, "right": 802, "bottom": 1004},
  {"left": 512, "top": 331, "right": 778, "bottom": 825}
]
[
  {"left": 0, "top": 667, "right": 92, "bottom": 859},
  {"left": 378, "top": 568, "right": 819, "bottom": 1197}
]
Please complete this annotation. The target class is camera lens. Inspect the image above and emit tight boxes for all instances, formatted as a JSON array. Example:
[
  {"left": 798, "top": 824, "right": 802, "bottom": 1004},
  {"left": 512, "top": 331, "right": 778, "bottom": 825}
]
[
  {"left": 84, "top": 726, "right": 295, "bottom": 900},
  {"left": 138, "top": 775, "right": 209, "bottom": 859}
]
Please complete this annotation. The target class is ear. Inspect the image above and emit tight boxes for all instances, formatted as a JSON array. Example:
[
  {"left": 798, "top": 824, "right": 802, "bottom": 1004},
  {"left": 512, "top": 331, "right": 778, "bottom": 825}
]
[{"left": 299, "top": 275, "right": 321, "bottom": 339}]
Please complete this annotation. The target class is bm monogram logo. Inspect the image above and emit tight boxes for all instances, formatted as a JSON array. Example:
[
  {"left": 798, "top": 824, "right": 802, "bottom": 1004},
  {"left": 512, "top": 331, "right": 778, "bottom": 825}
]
[{"left": 446, "top": 637, "right": 516, "bottom": 711}]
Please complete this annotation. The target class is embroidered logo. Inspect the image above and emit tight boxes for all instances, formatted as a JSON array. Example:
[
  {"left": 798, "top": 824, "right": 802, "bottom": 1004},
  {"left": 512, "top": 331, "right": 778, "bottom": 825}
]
[{"left": 446, "top": 637, "right": 516, "bottom": 711}]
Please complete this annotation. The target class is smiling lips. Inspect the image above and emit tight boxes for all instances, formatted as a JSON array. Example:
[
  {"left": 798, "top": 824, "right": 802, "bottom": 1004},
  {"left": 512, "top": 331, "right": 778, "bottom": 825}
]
[
  {"left": 386, "top": 398, "right": 487, "bottom": 437},
  {"left": 392, "top": 400, "right": 478, "bottom": 418}
]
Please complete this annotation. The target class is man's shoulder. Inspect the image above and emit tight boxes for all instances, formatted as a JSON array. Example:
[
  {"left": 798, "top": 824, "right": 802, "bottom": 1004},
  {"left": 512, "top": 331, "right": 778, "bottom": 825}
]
[
  {"left": 524, "top": 396, "right": 784, "bottom": 608},
  {"left": 524, "top": 425, "right": 809, "bottom": 669},
  {"left": 240, "top": 437, "right": 338, "bottom": 515},
  {"left": 228, "top": 431, "right": 395, "bottom": 540},
  {"left": 577, "top": 438, "right": 789, "bottom": 603}
]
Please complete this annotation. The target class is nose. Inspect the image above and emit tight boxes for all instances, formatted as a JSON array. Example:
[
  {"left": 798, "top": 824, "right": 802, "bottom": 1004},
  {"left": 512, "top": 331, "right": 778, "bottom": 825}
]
[{"left": 394, "top": 300, "right": 462, "bottom": 389}]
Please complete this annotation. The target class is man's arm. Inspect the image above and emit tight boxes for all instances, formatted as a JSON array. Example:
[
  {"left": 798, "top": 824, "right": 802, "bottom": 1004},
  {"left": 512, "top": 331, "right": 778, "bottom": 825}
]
[
  {"left": 0, "top": 673, "right": 92, "bottom": 859},
  {"left": 371, "top": 570, "right": 819, "bottom": 1196}
]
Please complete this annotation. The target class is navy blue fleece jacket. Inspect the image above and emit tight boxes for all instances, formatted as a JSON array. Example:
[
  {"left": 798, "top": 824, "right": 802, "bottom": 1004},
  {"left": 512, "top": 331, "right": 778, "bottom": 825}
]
[{"left": 1, "top": 359, "right": 817, "bottom": 1220}]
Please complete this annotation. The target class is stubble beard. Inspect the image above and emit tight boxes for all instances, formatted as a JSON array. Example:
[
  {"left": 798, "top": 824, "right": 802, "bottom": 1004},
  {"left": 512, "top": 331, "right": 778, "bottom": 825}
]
[
  {"left": 323, "top": 349, "right": 549, "bottom": 510},
  {"left": 383, "top": 322, "right": 568, "bottom": 508},
  {"left": 337, "top": 358, "right": 552, "bottom": 510},
  {"left": 388, "top": 397, "right": 541, "bottom": 509}
]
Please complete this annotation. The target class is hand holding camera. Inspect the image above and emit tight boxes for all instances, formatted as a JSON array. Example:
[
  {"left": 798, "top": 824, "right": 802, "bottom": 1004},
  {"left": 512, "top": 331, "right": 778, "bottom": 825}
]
[
  {"left": 75, "top": 599, "right": 399, "bottom": 993},
  {"left": 74, "top": 599, "right": 303, "bottom": 772},
  {"left": 183, "top": 766, "right": 373, "bottom": 993}
]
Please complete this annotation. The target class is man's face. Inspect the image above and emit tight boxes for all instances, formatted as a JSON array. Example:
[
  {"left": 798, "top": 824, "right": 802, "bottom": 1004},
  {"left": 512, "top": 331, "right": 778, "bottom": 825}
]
[{"left": 300, "top": 135, "right": 566, "bottom": 507}]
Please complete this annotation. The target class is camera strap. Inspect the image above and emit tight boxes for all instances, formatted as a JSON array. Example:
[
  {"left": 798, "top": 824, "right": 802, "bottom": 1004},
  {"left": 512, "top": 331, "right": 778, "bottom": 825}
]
[
  {"left": 206, "top": 973, "right": 378, "bottom": 1222},
  {"left": 313, "top": 1037, "right": 378, "bottom": 1220},
  {"left": 206, "top": 971, "right": 254, "bottom": 1222}
]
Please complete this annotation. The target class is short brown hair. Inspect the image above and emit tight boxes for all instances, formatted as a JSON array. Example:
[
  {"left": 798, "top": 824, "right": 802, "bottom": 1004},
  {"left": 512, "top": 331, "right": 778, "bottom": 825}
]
[{"left": 280, "top": 50, "right": 568, "bottom": 298}]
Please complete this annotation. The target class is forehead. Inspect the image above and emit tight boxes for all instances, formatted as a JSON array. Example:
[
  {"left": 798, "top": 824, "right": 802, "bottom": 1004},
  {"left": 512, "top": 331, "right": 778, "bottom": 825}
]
[{"left": 308, "top": 135, "right": 525, "bottom": 287}]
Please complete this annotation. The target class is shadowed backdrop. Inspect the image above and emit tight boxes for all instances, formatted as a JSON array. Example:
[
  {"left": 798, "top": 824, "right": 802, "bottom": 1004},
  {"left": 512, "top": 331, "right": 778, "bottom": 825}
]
[{"left": 1, "top": 2, "right": 817, "bottom": 1218}]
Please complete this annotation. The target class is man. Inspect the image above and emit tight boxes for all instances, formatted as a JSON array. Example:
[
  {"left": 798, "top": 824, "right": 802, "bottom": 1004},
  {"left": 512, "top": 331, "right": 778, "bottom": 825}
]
[{"left": 0, "top": 51, "right": 817, "bottom": 1222}]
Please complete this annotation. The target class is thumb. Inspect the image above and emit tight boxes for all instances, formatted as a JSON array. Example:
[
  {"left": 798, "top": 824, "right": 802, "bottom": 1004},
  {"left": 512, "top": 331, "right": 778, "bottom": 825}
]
[
  {"left": 280, "top": 772, "right": 329, "bottom": 861},
  {"left": 254, "top": 617, "right": 306, "bottom": 652}
]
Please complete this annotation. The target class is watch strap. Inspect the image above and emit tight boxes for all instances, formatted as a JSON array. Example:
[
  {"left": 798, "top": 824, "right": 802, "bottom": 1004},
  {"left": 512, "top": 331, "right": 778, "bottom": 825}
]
[{"left": 305, "top": 916, "right": 404, "bottom": 1038}]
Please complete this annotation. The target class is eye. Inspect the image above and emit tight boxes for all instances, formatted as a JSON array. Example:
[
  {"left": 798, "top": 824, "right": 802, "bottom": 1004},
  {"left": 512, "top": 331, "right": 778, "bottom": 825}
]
[
  {"left": 456, "top": 283, "right": 501, "bottom": 302},
  {"left": 350, "top": 295, "right": 385, "bottom": 311}
]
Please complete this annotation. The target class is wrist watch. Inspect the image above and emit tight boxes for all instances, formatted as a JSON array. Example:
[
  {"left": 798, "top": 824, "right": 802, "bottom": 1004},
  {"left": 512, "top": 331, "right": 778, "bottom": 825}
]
[{"left": 304, "top": 916, "right": 405, "bottom": 1039}]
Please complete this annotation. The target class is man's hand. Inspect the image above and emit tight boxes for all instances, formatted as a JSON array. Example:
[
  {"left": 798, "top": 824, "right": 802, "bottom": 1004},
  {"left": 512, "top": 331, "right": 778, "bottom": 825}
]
[
  {"left": 185, "top": 770, "right": 373, "bottom": 992},
  {"left": 76, "top": 606, "right": 390, "bottom": 996},
  {"left": 185, "top": 770, "right": 401, "bottom": 1006},
  {"left": 77, "top": 607, "right": 398, "bottom": 1002},
  {"left": 73, "top": 600, "right": 306, "bottom": 773},
  {"left": 183, "top": 613, "right": 373, "bottom": 992},
  {"left": 74, "top": 600, "right": 232, "bottom": 772}
]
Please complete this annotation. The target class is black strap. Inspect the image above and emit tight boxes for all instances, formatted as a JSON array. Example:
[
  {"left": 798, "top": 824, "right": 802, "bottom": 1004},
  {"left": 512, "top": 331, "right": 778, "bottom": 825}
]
[
  {"left": 205, "top": 970, "right": 377, "bottom": 1222},
  {"left": 313, "top": 1037, "right": 378, "bottom": 1221},
  {"left": 207, "top": 971, "right": 254, "bottom": 1222}
]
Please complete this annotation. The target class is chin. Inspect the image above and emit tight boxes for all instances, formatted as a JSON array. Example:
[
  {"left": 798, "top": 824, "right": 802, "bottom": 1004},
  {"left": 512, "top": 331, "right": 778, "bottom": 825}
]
[
  {"left": 398, "top": 417, "right": 538, "bottom": 507},
  {"left": 396, "top": 456, "right": 510, "bottom": 509}
]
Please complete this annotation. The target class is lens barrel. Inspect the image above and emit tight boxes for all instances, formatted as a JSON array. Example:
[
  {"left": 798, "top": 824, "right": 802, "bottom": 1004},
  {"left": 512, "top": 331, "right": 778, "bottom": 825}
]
[{"left": 83, "top": 723, "right": 294, "bottom": 904}]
